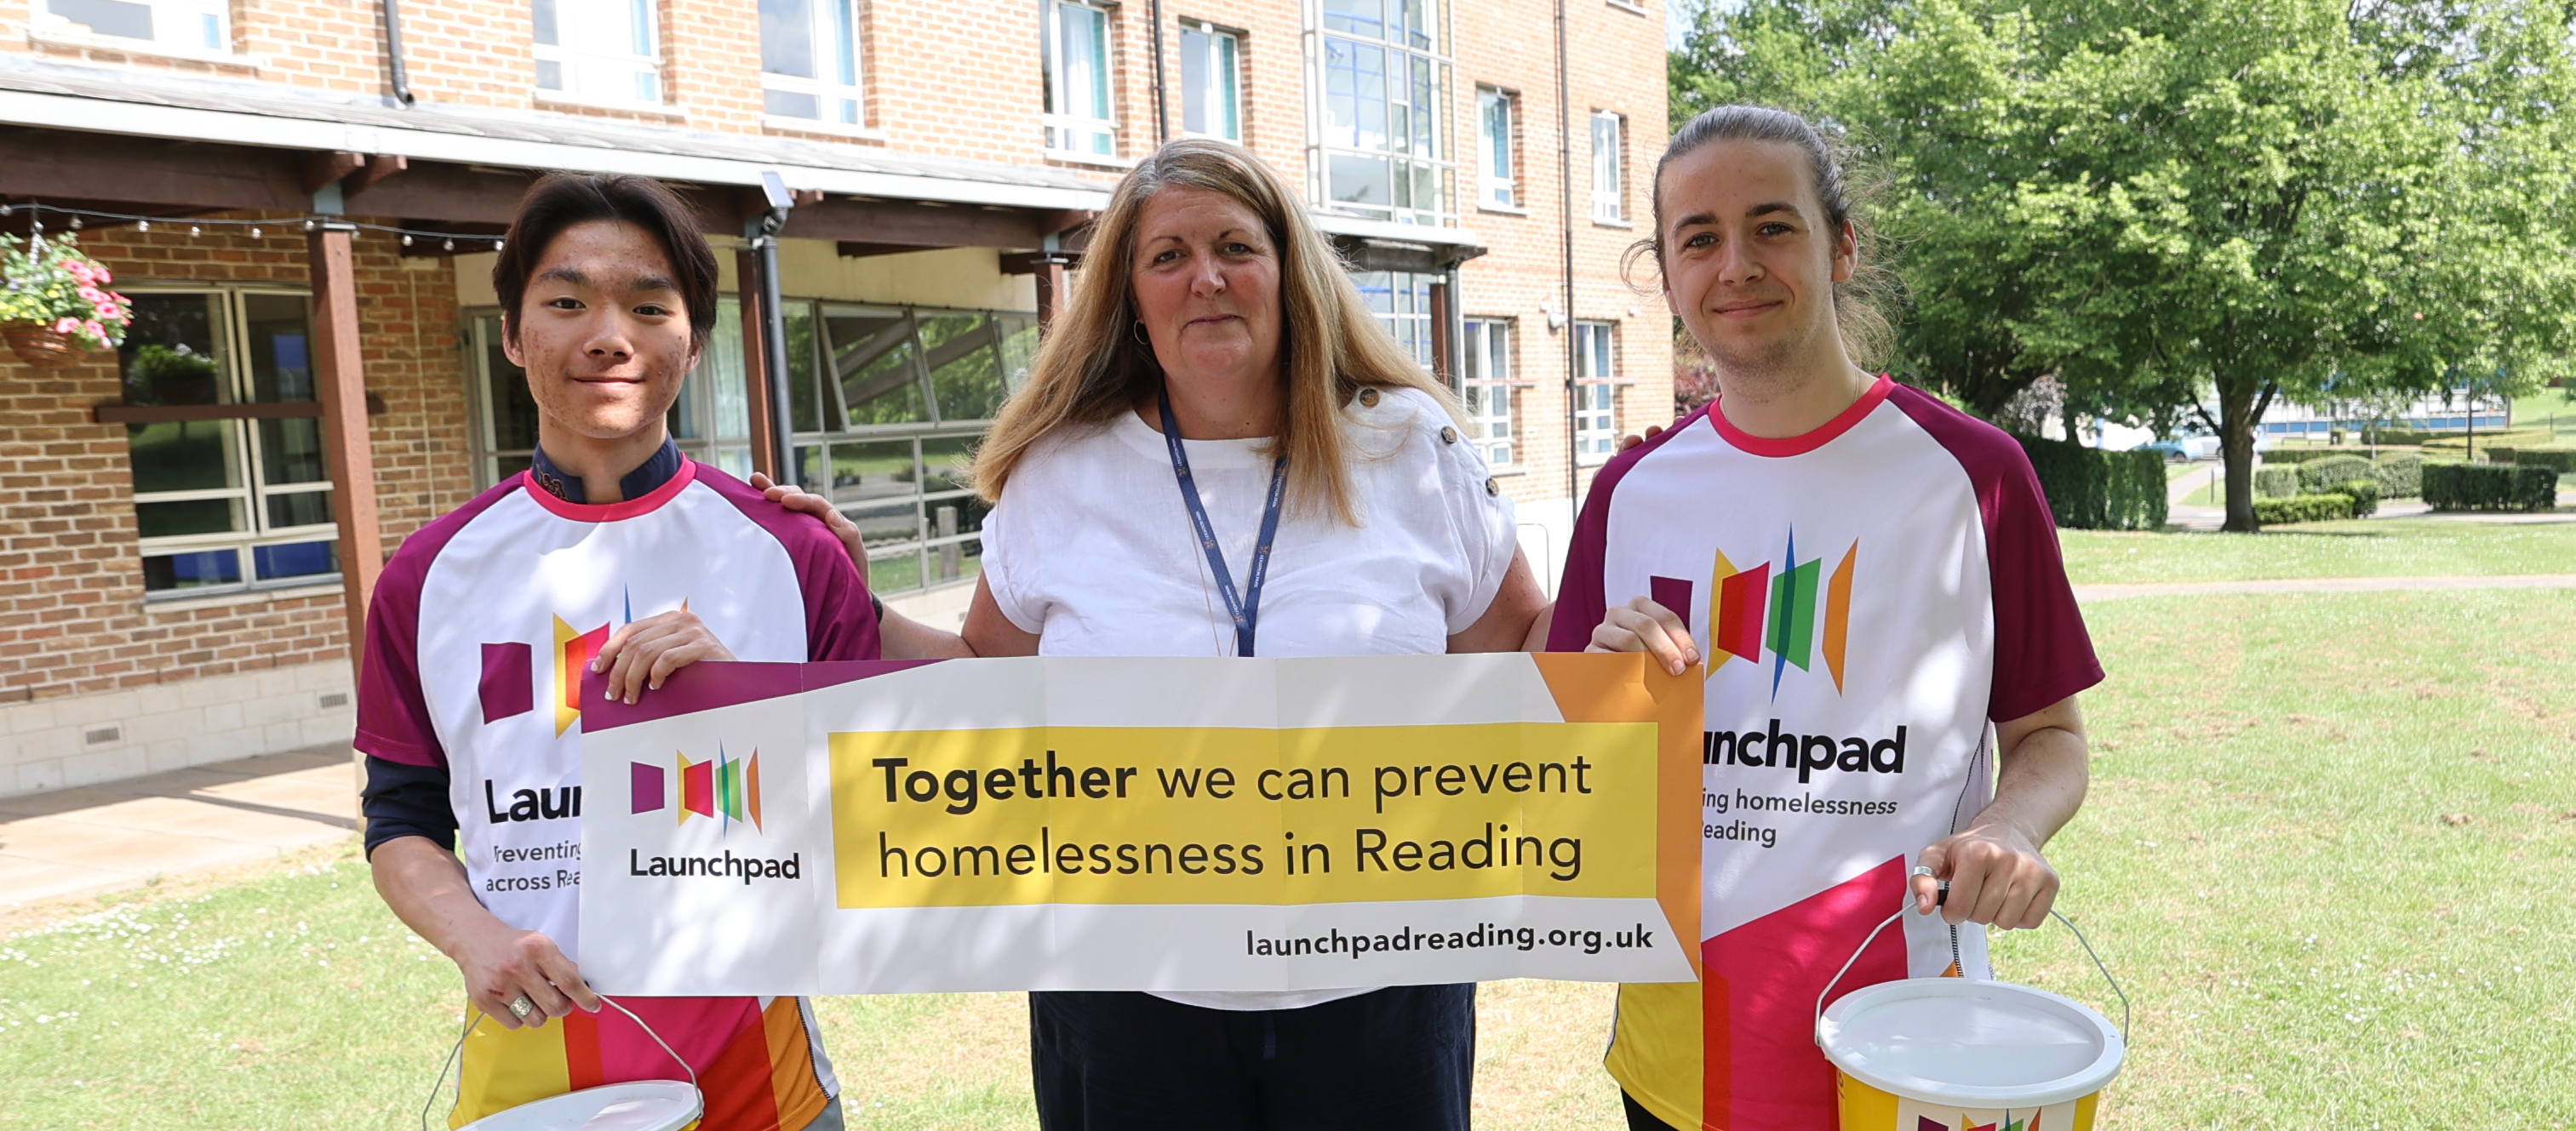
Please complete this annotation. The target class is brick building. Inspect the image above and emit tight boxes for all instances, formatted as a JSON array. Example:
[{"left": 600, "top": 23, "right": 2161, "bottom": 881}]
[{"left": 0, "top": 0, "right": 1670, "bottom": 796}]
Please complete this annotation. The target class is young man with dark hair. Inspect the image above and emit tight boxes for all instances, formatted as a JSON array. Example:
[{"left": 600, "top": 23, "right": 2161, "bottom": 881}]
[
  {"left": 359, "top": 172, "right": 886, "bottom": 1129},
  {"left": 1554, "top": 107, "right": 2101, "bottom": 1129}
]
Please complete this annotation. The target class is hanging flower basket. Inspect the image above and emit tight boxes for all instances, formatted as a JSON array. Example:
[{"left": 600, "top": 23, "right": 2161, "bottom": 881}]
[
  {"left": 2, "top": 231, "right": 130, "bottom": 369},
  {"left": 1, "top": 321, "right": 91, "bottom": 369}
]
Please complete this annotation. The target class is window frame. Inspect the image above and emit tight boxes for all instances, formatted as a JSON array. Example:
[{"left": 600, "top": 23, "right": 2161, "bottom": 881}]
[
  {"left": 1308, "top": 0, "right": 1457, "bottom": 227},
  {"left": 1591, "top": 110, "right": 1626, "bottom": 224},
  {"left": 121, "top": 286, "right": 343, "bottom": 601},
  {"left": 1476, "top": 87, "right": 1517, "bottom": 210},
  {"left": 531, "top": 0, "right": 666, "bottom": 109},
  {"left": 35, "top": 0, "right": 235, "bottom": 60},
  {"left": 1460, "top": 317, "right": 1516, "bottom": 469},
  {"left": 1041, "top": 0, "right": 1119, "bottom": 159},
  {"left": 1177, "top": 19, "right": 1244, "bottom": 143},
  {"left": 758, "top": 0, "right": 865, "bottom": 128},
  {"left": 1572, "top": 319, "right": 1619, "bottom": 465}
]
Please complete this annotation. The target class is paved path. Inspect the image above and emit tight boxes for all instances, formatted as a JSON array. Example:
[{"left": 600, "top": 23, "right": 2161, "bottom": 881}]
[
  {"left": 2075, "top": 574, "right": 2576, "bottom": 601},
  {"left": 0, "top": 745, "right": 355, "bottom": 909}
]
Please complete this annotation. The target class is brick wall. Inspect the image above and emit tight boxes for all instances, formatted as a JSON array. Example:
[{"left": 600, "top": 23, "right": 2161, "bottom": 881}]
[{"left": 0, "top": 213, "right": 472, "bottom": 706}]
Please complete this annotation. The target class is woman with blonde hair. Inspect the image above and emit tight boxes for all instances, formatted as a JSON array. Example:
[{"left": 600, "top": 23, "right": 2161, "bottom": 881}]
[{"left": 968, "top": 138, "right": 1546, "bottom": 1128}]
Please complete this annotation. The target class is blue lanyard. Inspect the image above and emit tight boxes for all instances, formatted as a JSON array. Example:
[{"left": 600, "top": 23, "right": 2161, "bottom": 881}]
[{"left": 1158, "top": 390, "right": 1289, "bottom": 658}]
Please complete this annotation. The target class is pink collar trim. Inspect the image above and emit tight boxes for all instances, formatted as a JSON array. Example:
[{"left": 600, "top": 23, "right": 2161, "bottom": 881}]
[
  {"left": 520, "top": 458, "right": 698, "bottom": 521},
  {"left": 1708, "top": 375, "right": 1894, "bottom": 458}
]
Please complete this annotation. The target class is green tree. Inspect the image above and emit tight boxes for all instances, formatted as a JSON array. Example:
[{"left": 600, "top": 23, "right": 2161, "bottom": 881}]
[{"left": 1672, "top": 0, "right": 2576, "bottom": 531}]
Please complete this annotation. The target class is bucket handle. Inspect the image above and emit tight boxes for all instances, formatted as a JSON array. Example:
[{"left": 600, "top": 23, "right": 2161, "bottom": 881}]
[
  {"left": 419, "top": 994, "right": 701, "bottom": 1131},
  {"left": 1813, "top": 893, "right": 2130, "bottom": 1046}
]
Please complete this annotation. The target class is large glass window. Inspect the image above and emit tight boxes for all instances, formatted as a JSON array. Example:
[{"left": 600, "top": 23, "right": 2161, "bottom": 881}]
[
  {"left": 760, "top": 0, "right": 862, "bottom": 125},
  {"left": 1592, "top": 111, "right": 1626, "bottom": 223},
  {"left": 1573, "top": 320, "right": 1618, "bottom": 464},
  {"left": 532, "top": 0, "right": 661, "bottom": 106},
  {"left": 1477, "top": 88, "right": 1515, "bottom": 208},
  {"left": 1461, "top": 317, "right": 1514, "bottom": 466},
  {"left": 1043, "top": 0, "right": 1116, "bottom": 157},
  {"left": 1315, "top": 0, "right": 1451, "bottom": 226},
  {"left": 1179, "top": 20, "right": 1242, "bottom": 142},
  {"left": 119, "top": 290, "right": 340, "bottom": 597},
  {"left": 41, "top": 0, "right": 227, "bottom": 54},
  {"left": 1352, "top": 271, "right": 1435, "bottom": 368},
  {"left": 470, "top": 300, "right": 1037, "bottom": 597}
]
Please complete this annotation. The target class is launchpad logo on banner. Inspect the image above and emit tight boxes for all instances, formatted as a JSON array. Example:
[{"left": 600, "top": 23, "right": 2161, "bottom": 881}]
[
  {"left": 1649, "top": 530, "right": 1858, "bottom": 697},
  {"left": 629, "top": 746, "right": 765, "bottom": 834}
]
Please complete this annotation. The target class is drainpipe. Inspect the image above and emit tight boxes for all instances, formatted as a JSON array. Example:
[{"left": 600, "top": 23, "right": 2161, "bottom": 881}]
[
  {"left": 1149, "top": 0, "right": 1170, "bottom": 143},
  {"left": 382, "top": 0, "right": 415, "bottom": 106},
  {"left": 1557, "top": 0, "right": 1577, "bottom": 505},
  {"left": 756, "top": 172, "right": 799, "bottom": 481}
]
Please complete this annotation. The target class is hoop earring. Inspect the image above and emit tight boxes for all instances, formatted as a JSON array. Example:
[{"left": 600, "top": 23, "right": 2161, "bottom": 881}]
[{"left": 1131, "top": 320, "right": 1150, "bottom": 346}]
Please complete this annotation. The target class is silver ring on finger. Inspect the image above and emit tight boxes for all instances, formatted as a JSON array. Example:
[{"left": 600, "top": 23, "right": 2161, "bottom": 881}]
[{"left": 508, "top": 995, "right": 535, "bottom": 1020}]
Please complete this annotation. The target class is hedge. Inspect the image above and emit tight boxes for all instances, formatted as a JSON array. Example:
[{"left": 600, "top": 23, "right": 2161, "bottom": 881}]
[
  {"left": 2421, "top": 463, "right": 2558, "bottom": 511},
  {"left": 2324, "top": 477, "right": 2380, "bottom": 517},
  {"left": 2373, "top": 454, "right": 2423, "bottom": 499},
  {"left": 2259, "top": 448, "right": 2350, "bottom": 466},
  {"left": 2499, "top": 448, "right": 2576, "bottom": 472},
  {"left": 2255, "top": 466, "right": 2303, "bottom": 499},
  {"left": 2015, "top": 435, "right": 2168, "bottom": 530},
  {"left": 2295, "top": 455, "right": 2374, "bottom": 493},
  {"left": 2254, "top": 494, "right": 2354, "bottom": 524}
]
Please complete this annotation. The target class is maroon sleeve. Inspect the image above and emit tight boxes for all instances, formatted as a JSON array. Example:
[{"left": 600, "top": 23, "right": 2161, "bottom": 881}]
[
  {"left": 354, "top": 478, "right": 521, "bottom": 768},
  {"left": 1544, "top": 404, "right": 1712, "bottom": 653},
  {"left": 698, "top": 468, "right": 884, "bottom": 663},
  {"left": 1886, "top": 387, "right": 2104, "bottom": 721}
]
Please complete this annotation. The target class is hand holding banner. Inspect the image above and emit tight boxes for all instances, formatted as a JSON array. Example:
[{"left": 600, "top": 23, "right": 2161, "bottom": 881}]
[{"left": 578, "top": 653, "right": 1701, "bottom": 996}]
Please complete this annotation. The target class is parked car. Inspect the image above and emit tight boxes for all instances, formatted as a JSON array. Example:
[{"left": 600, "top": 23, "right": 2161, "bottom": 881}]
[{"left": 2132, "top": 427, "right": 2271, "bottom": 461}]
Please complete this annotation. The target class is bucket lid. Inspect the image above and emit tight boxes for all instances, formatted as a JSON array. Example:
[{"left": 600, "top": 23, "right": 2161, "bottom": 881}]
[
  {"left": 456, "top": 1082, "right": 703, "bottom": 1131},
  {"left": 1817, "top": 978, "right": 2124, "bottom": 1107}
]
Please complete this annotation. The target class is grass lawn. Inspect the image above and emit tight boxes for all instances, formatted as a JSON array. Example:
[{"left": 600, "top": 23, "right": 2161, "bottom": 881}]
[
  {"left": 2059, "top": 519, "right": 2576, "bottom": 585},
  {"left": 4, "top": 590, "right": 2571, "bottom": 1127}
]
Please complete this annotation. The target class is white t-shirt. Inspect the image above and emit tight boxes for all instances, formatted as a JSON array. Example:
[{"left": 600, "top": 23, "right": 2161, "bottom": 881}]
[{"left": 980, "top": 385, "right": 1520, "bottom": 1010}]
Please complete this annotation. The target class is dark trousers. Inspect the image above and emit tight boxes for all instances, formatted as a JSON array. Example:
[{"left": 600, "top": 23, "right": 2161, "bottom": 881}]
[
  {"left": 1623, "top": 1091, "right": 1685, "bottom": 1131},
  {"left": 1028, "top": 985, "right": 1475, "bottom": 1131}
]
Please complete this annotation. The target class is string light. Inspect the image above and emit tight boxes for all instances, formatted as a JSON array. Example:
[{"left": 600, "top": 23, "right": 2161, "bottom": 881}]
[
  {"left": 4, "top": 203, "right": 509, "bottom": 255},
  {"left": 249, "top": 226, "right": 261, "bottom": 237},
  {"left": 67, "top": 215, "right": 82, "bottom": 230},
  {"left": 442, "top": 238, "right": 455, "bottom": 251},
  {"left": 400, "top": 234, "right": 412, "bottom": 247},
  {"left": 136, "top": 220, "right": 149, "bottom": 232},
  {"left": 190, "top": 226, "right": 202, "bottom": 237}
]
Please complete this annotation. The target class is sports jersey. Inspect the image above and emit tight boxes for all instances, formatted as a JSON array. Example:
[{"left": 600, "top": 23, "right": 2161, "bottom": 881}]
[
  {"left": 1548, "top": 377, "right": 2101, "bottom": 1129},
  {"left": 357, "top": 456, "right": 878, "bottom": 1131}
]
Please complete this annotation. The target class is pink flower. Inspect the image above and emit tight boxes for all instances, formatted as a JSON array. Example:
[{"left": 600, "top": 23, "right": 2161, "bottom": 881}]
[
  {"left": 83, "top": 319, "right": 106, "bottom": 341},
  {"left": 53, "top": 317, "right": 78, "bottom": 334},
  {"left": 77, "top": 285, "right": 106, "bottom": 303},
  {"left": 93, "top": 266, "right": 112, "bottom": 284},
  {"left": 94, "top": 301, "right": 122, "bottom": 321},
  {"left": 63, "top": 262, "right": 94, "bottom": 285}
]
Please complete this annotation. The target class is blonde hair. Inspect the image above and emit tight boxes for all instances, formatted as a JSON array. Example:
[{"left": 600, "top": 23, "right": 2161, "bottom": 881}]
[{"left": 970, "top": 138, "right": 1456, "bottom": 524}]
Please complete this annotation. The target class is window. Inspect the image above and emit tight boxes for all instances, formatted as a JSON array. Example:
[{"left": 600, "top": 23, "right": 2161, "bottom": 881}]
[
  {"left": 1043, "top": 0, "right": 1116, "bottom": 157},
  {"left": 1591, "top": 111, "right": 1625, "bottom": 223},
  {"left": 1461, "top": 318, "right": 1514, "bottom": 466},
  {"left": 1477, "top": 88, "right": 1515, "bottom": 208},
  {"left": 532, "top": 0, "right": 661, "bottom": 106},
  {"left": 40, "top": 0, "right": 227, "bottom": 54},
  {"left": 471, "top": 300, "right": 1039, "bottom": 597},
  {"left": 1573, "top": 320, "right": 1617, "bottom": 463},
  {"left": 117, "top": 291, "right": 340, "bottom": 597},
  {"left": 1315, "top": 0, "right": 1451, "bottom": 226},
  {"left": 1351, "top": 271, "right": 1435, "bottom": 368},
  {"left": 1179, "top": 20, "right": 1241, "bottom": 141},
  {"left": 760, "top": 0, "right": 862, "bottom": 125}
]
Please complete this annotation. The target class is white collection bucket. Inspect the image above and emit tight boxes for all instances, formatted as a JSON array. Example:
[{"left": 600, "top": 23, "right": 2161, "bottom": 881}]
[
  {"left": 425, "top": 997, "right": 705, "bottom": 1131},
  {"left": 1814, "top": 902, "right": 2127, "bottom": 1131}
]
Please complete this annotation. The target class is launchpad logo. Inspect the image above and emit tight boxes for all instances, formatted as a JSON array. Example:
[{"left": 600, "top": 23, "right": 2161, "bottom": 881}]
[
  {"left": 1649, "top": 528, "right": 1858, "bottom": 697},
  {"left": 630, "top": 745, "right": 764, "bottom": 834}
]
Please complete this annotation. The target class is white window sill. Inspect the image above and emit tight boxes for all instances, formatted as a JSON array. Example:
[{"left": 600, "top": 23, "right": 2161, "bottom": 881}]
[
  {"left": 1046, "top": 148, "right": 1136, "bottom": 170},
  {"left": 1592, "top": 216, "right": 1634, "bottom": 229},
  {"left": 141, "top": 579, "right": 342, "bottom": 614},
  {"left": 1478, "top": 202, "right": 1530, "bottom": 216},
  {"left": 533, "top": 89, "right": 676, "bottom": 116},
  {"left": 763, "top": 115, "right": 888, "bottom": 142},
  {"left": 1606, "top": 0, "right": 1650, "bottom": 14},
  {"left": 28, "top": 24, "right": 266, "bottom": 67}
]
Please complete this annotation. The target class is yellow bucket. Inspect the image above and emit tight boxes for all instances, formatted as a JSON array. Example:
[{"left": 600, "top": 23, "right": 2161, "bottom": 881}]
[{"left": 1814, "top": 906, "right": 2126, "bottom": 1131}]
